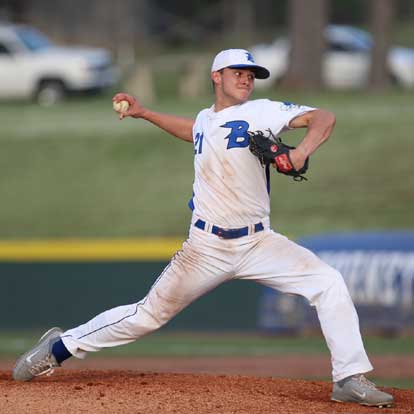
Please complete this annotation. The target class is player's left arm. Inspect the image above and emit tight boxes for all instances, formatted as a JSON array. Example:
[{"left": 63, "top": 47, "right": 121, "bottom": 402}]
[{"left": 288, "top": 109, "right": 336, "bottom": 170}]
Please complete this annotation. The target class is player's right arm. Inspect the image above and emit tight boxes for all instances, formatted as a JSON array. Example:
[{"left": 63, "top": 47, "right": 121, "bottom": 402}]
[{"left": 113, "top": 93, "right": 194, "bottom": 143}]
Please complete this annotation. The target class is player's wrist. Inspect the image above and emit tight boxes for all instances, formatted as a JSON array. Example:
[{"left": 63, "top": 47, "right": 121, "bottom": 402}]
[
  {"left": 294, "top": 145, "right": 309, "bottom": 159},
  {"left": 131, "top": 106, "right": 148, "bottom": 119}
]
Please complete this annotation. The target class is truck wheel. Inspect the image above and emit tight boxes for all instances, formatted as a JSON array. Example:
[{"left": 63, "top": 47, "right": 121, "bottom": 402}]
[{"left": 35, "top": 81, "right": 66, "bottom": 106}]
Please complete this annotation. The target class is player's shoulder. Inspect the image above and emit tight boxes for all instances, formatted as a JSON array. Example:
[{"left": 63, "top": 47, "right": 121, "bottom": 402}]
[
  {"left": 277, "top": 100, "right": 317, "bottom": 112},
  {"left": 195, "top": 107, "right": 211, "bottom": 121},
  {"left": 246, "top": 99, "right": 313, "bottom": 111},
  {"left": 243, "top": 98, "right": 274, "bottom": 108},
  {"left": 243, "top": 99, "right": 296, "bottom": 112},
  {"left": 236, "top": 99, "right": 273, "bottom": 117}
]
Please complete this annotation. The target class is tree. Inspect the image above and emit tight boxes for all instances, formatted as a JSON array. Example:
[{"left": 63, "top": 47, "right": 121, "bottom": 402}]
[
  {"left": 282, "top": 0, "right": 328, "bottom": 89},
  {"left": 368, "top": 0, "right": 395, "bottom": 89},
  {"left": 221, "top": 0, "right": 256, "bottom": 46}
]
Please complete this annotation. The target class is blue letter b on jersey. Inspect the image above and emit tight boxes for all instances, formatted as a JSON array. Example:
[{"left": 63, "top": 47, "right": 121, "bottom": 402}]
[{"left": 221, "top": 120, "right": 250, "bottom": 149}]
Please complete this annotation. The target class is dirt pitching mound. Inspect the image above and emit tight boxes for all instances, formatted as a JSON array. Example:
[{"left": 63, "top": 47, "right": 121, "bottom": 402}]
[{"left": 1, "top": 370, "right": 413, "bottom": 414}]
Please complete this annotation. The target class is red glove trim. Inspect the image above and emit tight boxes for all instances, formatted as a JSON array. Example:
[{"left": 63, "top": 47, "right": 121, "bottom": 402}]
[{"left": 274, "top": 153, "right": 293, "bottom": 172}]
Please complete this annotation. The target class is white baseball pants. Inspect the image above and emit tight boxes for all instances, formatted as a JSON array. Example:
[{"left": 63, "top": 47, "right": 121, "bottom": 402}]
[{"left": 62, "top": 222, "right": 373, "bottom": 382}]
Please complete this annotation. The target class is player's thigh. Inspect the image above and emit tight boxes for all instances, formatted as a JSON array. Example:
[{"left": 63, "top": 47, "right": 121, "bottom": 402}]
[
  {"left": 144, "top": 238, "right": 231, "bottom": 319},
  {"left": 238, "top": 230, "right": 345, "bottom": 301}
]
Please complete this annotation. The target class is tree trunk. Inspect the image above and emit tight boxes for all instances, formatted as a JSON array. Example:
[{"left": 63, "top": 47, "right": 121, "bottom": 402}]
[
  {"left": 282, "top": 0, "right": 328, "bottom": 89},
  {"left": 368, "top": 0, "right": 395, "bottom": 89},
  {"left": 221, "top": 0, "right": 256, "bottom": 46}
]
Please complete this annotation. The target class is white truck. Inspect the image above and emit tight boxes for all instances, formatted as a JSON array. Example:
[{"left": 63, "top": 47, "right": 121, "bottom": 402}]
[
  {"left": 250, "top": 25, "right": 414, "bottom": 90},
  {"left": 0, "top": 23, "right": 119, "bottom": 105}
]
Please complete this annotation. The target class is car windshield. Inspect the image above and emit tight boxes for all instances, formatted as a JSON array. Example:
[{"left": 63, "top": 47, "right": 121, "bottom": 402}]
[
  {"left": 15, "top": 27, "right": 52, "bottom": 51},
  {"left": 326, "top": 25, "right": 373, "bottom": 52}
]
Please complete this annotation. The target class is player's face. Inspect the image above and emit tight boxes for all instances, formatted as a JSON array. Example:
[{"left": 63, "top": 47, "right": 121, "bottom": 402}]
[{"left": 213, "top": 68, "right": 255, "bottom": 107}]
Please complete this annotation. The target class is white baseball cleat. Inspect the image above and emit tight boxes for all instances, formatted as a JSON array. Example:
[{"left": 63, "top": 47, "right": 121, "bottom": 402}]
[
  {"left": 331, "top": 374, "right": 394, "bottom": 408},
  {"left": 12, "top": 327, "right": 63, "bottom": 381}
]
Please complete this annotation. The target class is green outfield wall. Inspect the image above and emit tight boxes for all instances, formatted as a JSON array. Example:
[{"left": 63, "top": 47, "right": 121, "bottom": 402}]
[{"left": 0, "top": 239, "right": 262, "bottom": 330}]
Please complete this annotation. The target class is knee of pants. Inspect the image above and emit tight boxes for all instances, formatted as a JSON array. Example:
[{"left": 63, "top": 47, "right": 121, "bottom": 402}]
[
  {"left": 126, "top": 301, "right": 181, "bottom": 336},
  {"left": 312, "top": 267, "right": 352, "bottom": 308}
]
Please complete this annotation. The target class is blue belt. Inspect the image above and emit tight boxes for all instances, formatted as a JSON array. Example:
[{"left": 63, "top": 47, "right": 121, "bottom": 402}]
[{"left": 194, "top": 219, "right": 264, "bottom": 239}]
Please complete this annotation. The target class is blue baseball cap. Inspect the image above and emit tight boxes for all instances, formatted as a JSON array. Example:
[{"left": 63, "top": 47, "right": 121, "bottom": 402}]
[{"left": 211, "top": 48, "right": 270, "bottom": 79}]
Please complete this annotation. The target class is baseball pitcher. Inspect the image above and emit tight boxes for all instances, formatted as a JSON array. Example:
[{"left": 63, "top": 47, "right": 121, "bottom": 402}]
[{"left": 13, "top": 48, "right": 393, "bottom": 408}]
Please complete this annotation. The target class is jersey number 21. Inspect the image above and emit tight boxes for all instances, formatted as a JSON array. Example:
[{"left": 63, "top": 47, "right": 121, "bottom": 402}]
[{"left": 194, "top": 132, "right": 204, "bottom": 154}]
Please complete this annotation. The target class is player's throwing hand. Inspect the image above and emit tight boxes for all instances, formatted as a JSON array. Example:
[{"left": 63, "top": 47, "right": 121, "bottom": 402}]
[{"left": 112, "top": 93, "right": 146, "bottom": 120}]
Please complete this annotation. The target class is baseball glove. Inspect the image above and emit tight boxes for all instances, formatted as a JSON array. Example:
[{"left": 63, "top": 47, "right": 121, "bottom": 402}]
[{"left": 248, "top": 129, "right": 309, "bottom": 181}]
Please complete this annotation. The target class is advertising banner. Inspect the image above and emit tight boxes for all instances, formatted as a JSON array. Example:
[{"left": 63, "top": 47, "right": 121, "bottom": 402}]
[{"left": 258, "top": 231, "right": 414, "bottom": 333}]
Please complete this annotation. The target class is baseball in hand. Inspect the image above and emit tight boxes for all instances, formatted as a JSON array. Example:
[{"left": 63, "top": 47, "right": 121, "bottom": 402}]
[{"left": 113, "top": 100, "right": 130, "bottom": 113}]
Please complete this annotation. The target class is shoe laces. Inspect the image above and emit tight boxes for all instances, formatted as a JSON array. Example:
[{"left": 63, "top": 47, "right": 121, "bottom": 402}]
[
  {"left": 28, "top": 355, "right": 57, "bottom": 377},
  {"left": 355, "top": 374, "right": 377, "bottom": 390}
]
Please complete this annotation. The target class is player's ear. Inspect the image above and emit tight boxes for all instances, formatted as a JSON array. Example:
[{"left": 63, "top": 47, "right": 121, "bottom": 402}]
[{"left": 211, "top": 70, "right": 222, "bottom": 86}]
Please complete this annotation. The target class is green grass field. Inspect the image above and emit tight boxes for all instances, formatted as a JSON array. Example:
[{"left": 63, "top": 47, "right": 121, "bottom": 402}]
[
  {"left": 2, "top": 330, "right": 413, "bottom": 358},
  {"left": 0, "top": 89, "right": 413, "bottom": 239}
]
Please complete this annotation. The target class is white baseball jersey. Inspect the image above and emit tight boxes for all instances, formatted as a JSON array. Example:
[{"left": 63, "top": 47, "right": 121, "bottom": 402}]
[{"left": 190, "top": 99, "right": 315, "bottom": 227}]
